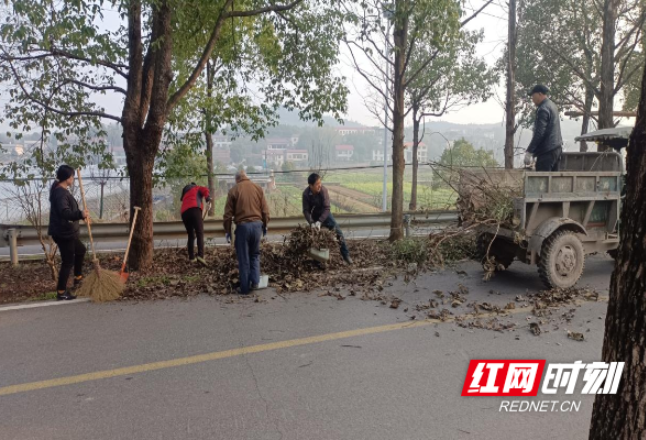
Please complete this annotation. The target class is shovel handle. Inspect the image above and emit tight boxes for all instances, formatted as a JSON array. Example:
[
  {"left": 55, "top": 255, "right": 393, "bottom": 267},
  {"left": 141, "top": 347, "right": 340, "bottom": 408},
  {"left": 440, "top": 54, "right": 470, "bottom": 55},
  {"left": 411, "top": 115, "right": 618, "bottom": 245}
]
[
  {"left": 76, "top": 169, "right": 97, "bottom": 258},
  {"left": 122, "top": 206, "right": 141, "bottom": 270}
]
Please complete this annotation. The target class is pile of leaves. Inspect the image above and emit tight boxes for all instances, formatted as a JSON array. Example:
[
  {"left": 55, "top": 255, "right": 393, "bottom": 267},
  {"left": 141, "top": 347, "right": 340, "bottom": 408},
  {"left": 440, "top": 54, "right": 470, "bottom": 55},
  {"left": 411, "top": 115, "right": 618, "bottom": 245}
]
[{"left": 121, "top": 227, "right": 403, "bottom": 300}]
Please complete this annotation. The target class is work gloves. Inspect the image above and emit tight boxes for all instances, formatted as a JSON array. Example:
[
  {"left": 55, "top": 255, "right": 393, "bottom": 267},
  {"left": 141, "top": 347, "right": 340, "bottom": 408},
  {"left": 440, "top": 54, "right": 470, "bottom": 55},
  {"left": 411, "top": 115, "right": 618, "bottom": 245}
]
[
  {"left": 225, "top": 233, "right": 231, "bottom": 244},
  {"left": 310, "top": 221, "right": 321, "bottom": 231},
  {"left": 524, "top": 152, "right": 533, "bottom": 167}
]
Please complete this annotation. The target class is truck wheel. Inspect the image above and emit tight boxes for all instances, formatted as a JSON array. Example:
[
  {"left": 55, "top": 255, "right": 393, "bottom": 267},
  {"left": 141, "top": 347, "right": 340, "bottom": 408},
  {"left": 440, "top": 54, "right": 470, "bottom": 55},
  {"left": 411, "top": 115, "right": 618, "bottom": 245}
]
[
  {"left": 538, "top": 230, "right": 585, "bottom": 289},
  {"left": 477, "top": 233, "right": 514, "bottom": 270}
]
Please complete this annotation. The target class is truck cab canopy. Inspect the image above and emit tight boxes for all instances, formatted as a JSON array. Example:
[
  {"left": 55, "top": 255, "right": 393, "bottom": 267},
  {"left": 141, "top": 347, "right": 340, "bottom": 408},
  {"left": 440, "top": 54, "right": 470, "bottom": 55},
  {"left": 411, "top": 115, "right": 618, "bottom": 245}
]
[{"left": 574, "top": 127, "right": 632, "bottom": 151}]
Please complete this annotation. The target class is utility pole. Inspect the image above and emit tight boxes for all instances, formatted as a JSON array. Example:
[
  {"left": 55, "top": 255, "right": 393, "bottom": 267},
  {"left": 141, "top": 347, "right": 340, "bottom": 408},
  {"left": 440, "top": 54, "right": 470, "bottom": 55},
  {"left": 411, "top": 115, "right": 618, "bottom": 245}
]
[{"left": 504, "top": 0, "right": 517, "bottom": 169}]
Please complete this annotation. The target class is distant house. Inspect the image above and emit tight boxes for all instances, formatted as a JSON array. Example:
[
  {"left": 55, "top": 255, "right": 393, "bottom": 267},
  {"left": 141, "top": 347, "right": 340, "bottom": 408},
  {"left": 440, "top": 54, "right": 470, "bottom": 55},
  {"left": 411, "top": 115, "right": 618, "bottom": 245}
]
[
  {"left": 212, "top": 134, "right": 232, "bottom": 149},
  {"left": 266, "top": 138, "right": 291, "bottom": 151},
  {"left": 404, "top": 142, "right": 428, "bottom": 164},
  {"left": 263, "top": 149, "right": 308, "bottom": 168},
  {"left": 264, "top": 149, "right": 285, "bottom": 167},
  {"left": 213, "top": 148, "right": 231, "bottom": 164},
  {"left": 335, "top": 144, "right": 354, "bottom": 161},
  {"left": 372, "top": 148, "right": 387, "bottom": 163},
  {"left": 334, "top": 127, "right": 376, "bottom": 136},
  {"left": 286, "top": 149, "right": 309, "bottom": 165}
]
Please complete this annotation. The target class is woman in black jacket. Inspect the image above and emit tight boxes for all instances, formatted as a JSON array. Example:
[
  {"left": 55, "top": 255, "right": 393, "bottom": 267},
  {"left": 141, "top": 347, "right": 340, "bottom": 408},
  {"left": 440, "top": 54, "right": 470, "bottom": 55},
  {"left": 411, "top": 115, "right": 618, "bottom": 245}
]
[{"left": 48, "top": 165, "right": 90, "bottom": 300}]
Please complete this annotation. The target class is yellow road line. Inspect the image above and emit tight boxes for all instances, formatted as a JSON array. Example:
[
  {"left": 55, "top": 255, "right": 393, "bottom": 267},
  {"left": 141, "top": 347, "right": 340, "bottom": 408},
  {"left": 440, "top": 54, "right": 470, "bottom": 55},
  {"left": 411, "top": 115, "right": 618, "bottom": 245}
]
[{"left": 0, "top": 298, "right": 608, "bottom": 397}]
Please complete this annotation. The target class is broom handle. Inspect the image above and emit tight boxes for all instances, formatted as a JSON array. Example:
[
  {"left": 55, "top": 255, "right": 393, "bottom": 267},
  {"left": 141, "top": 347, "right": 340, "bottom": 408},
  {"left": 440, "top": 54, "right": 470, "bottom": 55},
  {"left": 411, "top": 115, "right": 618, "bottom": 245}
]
[
  {"left": 76, "top": 169, "right": 97, "bottom": 258},
  {"left": 122, "top": 206, "right": 140, "bottom": 269}
]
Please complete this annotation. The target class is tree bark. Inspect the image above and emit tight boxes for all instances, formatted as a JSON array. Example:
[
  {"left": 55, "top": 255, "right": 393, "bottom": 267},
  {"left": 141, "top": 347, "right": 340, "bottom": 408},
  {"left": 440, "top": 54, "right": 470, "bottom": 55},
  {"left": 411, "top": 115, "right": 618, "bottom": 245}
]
[
  {"left": 409, "top": 105, "right": 420, "bottom": 211},
  {"left": 389, "top": 0, "right": 408, "bottom": 241},
  {"left": 121, "top": 0, "right": 173, "bottom": 270},
  {"left": 205, "top": 61, "right": 215, "bottom": 216},
  {"left": 588, "top": 49, "right": 646, "bottom": 440},
  {"left": 504, "top": 0, "right": 517, "bottom": 169},
  {"left": 205, "top": 131, "right": 215, "bottom": 216},
  {"left": 598, "top": 0, "right": 620, "bottom": 141},
  {"left": 579, "top": 85, "right": 595, "bottom": 152}
]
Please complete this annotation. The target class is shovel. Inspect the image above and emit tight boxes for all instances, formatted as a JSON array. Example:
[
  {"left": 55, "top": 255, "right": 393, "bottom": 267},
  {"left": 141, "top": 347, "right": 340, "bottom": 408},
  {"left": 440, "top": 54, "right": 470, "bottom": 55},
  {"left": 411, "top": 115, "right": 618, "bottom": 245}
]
[{"left": 120, "top": 206, "right": 141, "bottom": 283}]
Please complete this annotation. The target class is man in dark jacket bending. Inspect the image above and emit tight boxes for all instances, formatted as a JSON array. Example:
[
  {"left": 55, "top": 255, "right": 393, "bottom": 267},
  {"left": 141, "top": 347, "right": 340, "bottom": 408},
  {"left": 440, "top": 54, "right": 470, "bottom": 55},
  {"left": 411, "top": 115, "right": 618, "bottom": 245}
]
[
  {"left": 302, "top": 173, "right": 352, "bottom": 265},
  {"left": 524, "top": 85, "right": 563, "bottom": 171}
]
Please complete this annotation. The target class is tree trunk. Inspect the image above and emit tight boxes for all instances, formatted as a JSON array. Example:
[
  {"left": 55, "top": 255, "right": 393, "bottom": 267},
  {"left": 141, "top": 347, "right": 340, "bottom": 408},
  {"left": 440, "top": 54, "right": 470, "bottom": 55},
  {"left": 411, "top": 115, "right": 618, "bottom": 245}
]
[
  {"left": 205, "top": 61, "right": 215, "bottom": 216},
  {"left": 504, "top": 0, "right": 517, "bottom": 169},
  {"left": 409, "top": 106, "right": 420, "bottom": 211},
  {"left": 579, "top": 85, "right": 595, "bottom": 152},
  {"left": 588, "top": 51, "right": 646, "bottom": 440},
  {"left": 124, "top": 129, "right": 157, "bottom": 270},
  {"left": 205, "top": 131, "right": 215, "bottom": 216},
  {"left": 598, "top": 0, "right": 620, "bottom": 142},
  {"left": 121, "top": 0, "right": 173, "bottom": 270},
  {"left": 389, "top": 0, "right": 408, "bottom": 241}
]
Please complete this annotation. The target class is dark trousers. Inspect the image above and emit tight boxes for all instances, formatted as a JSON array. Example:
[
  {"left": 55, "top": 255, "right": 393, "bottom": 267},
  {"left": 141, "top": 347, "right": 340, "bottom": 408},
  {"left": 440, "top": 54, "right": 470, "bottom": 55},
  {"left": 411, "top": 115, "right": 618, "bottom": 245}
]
[
  {"left": 535, "top": 147, "right": 562, "bottom": 172},
  {"left": 182, "top": 207, "right": 204, "bottom": 259},
  {"left": 321, "top": 214, "right": 349, "bottom": 258},
  {"left": 235, "top": 221, "right": 262, "bottom": 294},
  {"left": 53, "top": 236, "right": 86, "bottom": 292}
]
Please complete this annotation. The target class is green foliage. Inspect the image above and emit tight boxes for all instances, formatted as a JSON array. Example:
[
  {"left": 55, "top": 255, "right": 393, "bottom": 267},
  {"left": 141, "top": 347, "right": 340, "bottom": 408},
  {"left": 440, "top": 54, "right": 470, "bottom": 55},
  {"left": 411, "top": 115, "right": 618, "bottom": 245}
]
[
  {"left": 282, "top": 161, "right": 295, "bottom": 172},
  {"left": 407, "top": 29, "right": 497, "bottom": 118},
  {"left": 389, "top": 238, "right": 428, "bottom": 265},
  {"left": 513, "top": 0, "right": 644, "bottom": 128},
  {"left": 438, "top": 138, "right": 498, "bottom": 168}
]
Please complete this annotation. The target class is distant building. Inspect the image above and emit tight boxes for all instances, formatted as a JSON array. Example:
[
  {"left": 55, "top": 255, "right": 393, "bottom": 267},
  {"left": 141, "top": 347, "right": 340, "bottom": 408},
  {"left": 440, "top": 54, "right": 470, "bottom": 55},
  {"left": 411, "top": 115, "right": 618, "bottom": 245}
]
[
  {"left": 335, "top": 144, "right": 354, "bottom": 161},
  {"left": 264, "top": 149, "right": 285, "bottom": 167},
  {"left": 286, "top": 149, "right": 309, "bottom": 165},
  {"left": 334, "top": 127, "right": 376, "bottom": 136},
  {"left": 266, "top": 138, "right": 291, "bottom": 151},
  {"left": 264, "top": 149, "right": 309, "bottom": 168},
  {"left": 213, "top": 134, "right": 232, "bottom": 149},
  {"left": 404, "top": 142, "right": 428, "bottom": 164},
  {"left": 213, "top": 148, "right": 231, "bottom": 164}
]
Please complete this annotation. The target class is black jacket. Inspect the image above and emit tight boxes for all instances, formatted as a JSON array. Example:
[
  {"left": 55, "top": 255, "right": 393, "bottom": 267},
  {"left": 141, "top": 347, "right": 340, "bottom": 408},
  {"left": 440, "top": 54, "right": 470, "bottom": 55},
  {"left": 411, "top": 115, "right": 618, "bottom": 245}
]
[
  {"left": 302, "top": 186, "right": 331, "bottom": 224},
  {"left": 527, "top": 98, "right": 563, "bottom": 156},
  {"left": 48, "top": 186, "right": 84, "bottom": 240}
]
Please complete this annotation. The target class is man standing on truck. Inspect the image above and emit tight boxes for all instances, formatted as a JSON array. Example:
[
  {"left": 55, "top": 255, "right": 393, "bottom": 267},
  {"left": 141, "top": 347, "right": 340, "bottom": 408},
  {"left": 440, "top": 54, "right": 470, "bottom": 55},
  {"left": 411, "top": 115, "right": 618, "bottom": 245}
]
[
  {"left": 302, "top": 173, "right": 353, "bottom": 265},
  {"left": 524, "top": 85, "right": 563, "bottom": 171}
]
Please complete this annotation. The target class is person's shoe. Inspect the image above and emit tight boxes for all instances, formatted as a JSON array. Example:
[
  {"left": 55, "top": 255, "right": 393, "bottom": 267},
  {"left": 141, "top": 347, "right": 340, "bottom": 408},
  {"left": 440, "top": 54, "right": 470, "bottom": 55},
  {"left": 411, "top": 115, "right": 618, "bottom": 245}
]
[
  {"left": 56, "top": 290, "right": 77, "bottom": 301},
  {"left": 196, "top": 256, "right": 208, "bottom": 267},
  {"left": 250, "top": 283, "right": 259, "bottom": 291},
  {"left": 343, "top": 255, "right": 354, "bottom": 265},
  {"left": 236, "top": 287, "right": 251, "bottom": 295},
  {"left": 189, "top": 258, "right": 197, "bottom": 264}
]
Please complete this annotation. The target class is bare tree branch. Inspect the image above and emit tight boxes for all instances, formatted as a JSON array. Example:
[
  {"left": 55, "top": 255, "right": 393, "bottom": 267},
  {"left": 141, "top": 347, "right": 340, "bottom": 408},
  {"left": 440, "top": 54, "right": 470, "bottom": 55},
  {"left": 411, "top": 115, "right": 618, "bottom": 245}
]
[{"left": 4, "top": 55, "right": 122, "bottom": 123}]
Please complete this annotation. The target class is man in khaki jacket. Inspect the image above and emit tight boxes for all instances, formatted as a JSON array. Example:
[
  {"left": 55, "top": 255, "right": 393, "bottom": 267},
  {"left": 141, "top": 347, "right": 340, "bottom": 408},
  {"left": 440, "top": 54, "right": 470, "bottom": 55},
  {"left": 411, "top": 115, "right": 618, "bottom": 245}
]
[{"left": 224, "top": 170, "right": 270, "bottom": 294}]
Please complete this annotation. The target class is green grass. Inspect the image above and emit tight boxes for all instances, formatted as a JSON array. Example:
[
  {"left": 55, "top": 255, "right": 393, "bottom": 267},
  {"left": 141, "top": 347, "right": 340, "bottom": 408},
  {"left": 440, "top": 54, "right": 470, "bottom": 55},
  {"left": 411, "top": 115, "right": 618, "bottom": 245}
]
[{"left": 28, "top": 291, "right": 57, "bottom": 301}]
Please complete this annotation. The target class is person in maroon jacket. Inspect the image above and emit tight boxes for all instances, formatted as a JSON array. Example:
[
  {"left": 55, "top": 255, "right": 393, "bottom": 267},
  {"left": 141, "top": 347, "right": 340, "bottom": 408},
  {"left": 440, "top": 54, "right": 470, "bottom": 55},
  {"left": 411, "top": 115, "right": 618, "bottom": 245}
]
[{"left": 180, "top": 182, "right": 211, "bottom": 265}]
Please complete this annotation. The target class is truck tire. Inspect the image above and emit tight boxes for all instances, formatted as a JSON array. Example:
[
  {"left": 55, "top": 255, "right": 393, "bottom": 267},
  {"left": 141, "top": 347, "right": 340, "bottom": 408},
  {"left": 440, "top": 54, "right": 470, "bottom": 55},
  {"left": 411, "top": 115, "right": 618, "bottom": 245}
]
[
  {"left": 476, "top": 233, "right": 514, "bottom": 270},
  {"left": 538, "top": 230, "right": 585, "bottom": 289}
]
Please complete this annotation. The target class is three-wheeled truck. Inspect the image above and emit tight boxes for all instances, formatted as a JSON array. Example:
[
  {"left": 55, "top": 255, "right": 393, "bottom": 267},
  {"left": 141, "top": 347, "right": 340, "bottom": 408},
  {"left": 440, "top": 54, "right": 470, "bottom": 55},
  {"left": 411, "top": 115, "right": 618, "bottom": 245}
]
[{"left": 462, "top": 150, "right": 624, "bottom": 289}]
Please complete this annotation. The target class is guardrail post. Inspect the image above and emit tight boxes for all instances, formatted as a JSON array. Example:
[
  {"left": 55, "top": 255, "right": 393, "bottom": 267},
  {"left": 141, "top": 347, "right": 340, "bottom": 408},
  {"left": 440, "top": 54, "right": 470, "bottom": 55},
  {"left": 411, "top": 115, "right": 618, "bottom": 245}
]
[
  {"left": 404, "top": 214, "right": 411, "bottom": 238},
  {"left": 8, "top": 228, "right": 19, "bottom": 266}
]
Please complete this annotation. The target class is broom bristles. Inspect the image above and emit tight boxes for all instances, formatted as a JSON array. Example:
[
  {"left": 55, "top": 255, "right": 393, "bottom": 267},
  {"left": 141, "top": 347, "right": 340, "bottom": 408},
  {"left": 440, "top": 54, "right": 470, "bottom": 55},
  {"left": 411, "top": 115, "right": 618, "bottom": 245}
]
[{"left": 76, "top": 268, "right": 124, "bottom": 302}]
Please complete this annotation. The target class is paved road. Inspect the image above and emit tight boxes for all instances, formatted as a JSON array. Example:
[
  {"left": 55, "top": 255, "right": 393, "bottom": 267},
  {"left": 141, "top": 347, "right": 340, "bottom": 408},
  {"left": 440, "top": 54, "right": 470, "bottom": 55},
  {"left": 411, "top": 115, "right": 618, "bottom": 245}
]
[{"left": 0, "top": 256, "right": 615, "bottom": 440}]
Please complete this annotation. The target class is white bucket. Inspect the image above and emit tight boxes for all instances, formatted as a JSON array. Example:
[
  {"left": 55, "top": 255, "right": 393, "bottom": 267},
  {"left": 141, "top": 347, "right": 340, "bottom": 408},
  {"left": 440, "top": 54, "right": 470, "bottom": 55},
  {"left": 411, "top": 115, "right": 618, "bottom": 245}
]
[
  {"left": 257, "top": 274, "right": 269, "bottom": 289},
  {"left": 308, "top": 247, "right": 330, "bottom": 263}
]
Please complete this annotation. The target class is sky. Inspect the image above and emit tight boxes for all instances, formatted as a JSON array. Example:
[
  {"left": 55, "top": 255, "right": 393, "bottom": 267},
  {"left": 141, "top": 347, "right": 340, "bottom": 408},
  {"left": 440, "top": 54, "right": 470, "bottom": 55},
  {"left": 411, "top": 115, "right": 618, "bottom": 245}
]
[
  {"left": 1, "top": 0, "right": 511, "bottom": 132},
  {"left": 341, "top": 0, "right": 510, "bottom": 127}
]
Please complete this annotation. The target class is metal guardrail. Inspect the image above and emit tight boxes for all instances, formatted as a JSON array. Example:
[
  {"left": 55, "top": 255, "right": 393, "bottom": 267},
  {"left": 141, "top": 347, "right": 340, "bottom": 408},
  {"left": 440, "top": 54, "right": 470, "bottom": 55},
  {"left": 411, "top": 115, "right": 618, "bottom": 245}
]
[{"left": 1, "top": 211, "right": 458, "bottom": 264}]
